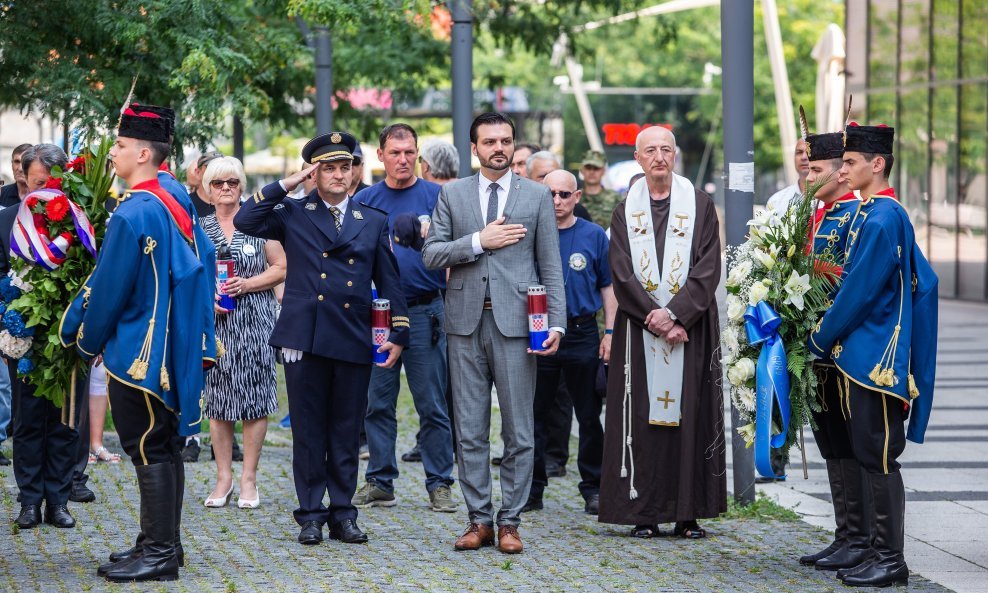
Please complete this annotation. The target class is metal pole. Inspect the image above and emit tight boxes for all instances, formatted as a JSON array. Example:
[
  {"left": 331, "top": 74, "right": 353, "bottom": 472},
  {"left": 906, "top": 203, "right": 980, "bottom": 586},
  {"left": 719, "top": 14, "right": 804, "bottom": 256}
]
[
  {"left": 450, "top": 0, "right": 473, "bottom": 177},
  {"left": 315, "top": 26, "right": 333, "bottom": 134},
  {"left": 721, "top": 0, "right": 756, "bottom": 506},
  {"left": 233, "top": 116, "right": 245, "bottom": 162}
]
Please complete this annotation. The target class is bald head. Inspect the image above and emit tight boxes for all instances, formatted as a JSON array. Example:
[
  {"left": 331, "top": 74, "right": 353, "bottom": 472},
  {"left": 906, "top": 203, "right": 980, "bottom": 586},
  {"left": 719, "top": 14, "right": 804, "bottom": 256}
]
[
  {"left": 635, "top": 126, "right": 676, "bottom": 152},
  {"left": 543, "top": 169, "right": 577, "bottom": 191}
]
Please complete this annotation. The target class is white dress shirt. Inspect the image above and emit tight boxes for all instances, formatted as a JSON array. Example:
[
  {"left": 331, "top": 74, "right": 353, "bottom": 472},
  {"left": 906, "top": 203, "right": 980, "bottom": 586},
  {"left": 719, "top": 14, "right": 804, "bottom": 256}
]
[{"left": 471, "top": 170, "right": 512, "bottom": 255}]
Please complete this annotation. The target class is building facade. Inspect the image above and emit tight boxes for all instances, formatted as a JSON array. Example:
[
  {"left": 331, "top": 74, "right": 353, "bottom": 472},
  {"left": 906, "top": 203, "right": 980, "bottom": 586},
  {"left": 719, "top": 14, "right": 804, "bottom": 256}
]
[{"left": 846, "top": 0, "right": 987, "bottom": 300}]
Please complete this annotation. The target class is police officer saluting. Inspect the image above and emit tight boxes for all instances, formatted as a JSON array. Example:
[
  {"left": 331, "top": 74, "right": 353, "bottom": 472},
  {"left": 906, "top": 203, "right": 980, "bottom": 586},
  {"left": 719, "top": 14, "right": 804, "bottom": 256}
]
[
  {"left": 808, "top": 122, "right": 938, "bottom": 588},
  {"left": 235, "top": 132, "right": 409, "bottom": 546},
  {"left": 525, "top": 169, "right": 616, "bottom": 515}
]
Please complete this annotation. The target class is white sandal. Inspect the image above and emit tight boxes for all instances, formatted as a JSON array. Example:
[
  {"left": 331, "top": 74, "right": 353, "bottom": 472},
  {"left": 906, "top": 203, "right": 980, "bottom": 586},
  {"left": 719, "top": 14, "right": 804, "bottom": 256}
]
[{"left": 92, "top": 446, "right": 121, "bottom": 463}]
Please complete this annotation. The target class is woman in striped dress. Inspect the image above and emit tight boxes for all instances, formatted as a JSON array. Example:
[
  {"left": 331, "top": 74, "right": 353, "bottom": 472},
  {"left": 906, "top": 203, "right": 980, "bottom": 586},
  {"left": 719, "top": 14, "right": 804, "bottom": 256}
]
[{"left": 200, "top": 157, "right": 286, "bottom": 509}]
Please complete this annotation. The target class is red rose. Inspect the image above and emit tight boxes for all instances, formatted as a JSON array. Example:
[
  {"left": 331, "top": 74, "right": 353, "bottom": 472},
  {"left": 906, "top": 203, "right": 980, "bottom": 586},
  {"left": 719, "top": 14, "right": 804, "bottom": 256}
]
[
  {"left": 44, "top": 176, "right": 63, "bottom": 190},
  {"left": 45, "top": 196, "right": 71, "bottom": 222},
  {"left": 25, "top": 196, "right": 39, "bottom": 209}
]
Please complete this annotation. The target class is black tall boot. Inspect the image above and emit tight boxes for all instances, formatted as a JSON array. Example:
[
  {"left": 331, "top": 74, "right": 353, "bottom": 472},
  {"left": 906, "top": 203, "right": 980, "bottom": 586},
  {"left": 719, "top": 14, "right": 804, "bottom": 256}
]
[
  {"left": 104, "top": 463, "right": 179, "bottom": 583},
  {"left": 842, "top": 472, "right": 908, "bottom": 587},
  {"left": 800, "top": 459, "right": 847, "bottom": 565},
  {"left": 816, "top": 459, "right": 874, "bottom": 570},
  {"left": 173, "top": 448, "right": 186, "bottom": 567}
]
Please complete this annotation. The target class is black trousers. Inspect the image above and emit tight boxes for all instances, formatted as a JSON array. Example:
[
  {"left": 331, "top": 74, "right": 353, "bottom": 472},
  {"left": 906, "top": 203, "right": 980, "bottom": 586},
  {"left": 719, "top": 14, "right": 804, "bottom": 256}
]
[
  {"left": 812, "top": 365, "right": 855, "bottom": 460},
  {"left": 11, "top": 372, "right": 79, "bottom": 506},
  {"left": 71, "top": 369, "right": 91, "bottom": 484},
  {"left": 285, "top": 353, "right": 371, "bottom": 526},
  {"left": 531, "top": 319, "right": 603, "bottom": 500},
  {"left": 845, "top": 379, "right": 908, "bottom": 475},
  {"left": 108, "top": 378, "right": 179, "bottom": 466}
]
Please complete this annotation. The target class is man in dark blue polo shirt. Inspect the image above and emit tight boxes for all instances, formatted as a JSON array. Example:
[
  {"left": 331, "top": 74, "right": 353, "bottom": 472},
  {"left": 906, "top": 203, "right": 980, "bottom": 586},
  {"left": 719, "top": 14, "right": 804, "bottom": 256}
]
[
  {"left": 525, "top": 169, "right": 616, "bottom": 515},
  {"left": 353, "top": 123, "right": 456, "bottom": 512}
]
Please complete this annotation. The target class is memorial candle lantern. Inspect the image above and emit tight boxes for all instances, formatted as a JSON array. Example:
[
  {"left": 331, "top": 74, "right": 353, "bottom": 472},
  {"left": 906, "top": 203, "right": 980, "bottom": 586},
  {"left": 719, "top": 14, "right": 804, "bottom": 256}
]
[
  {"left": 527, "top": 285, "right": 548, "bottom": 351},
  {"left": 371, "top": 298, "right": 391, "bottom": 363}
]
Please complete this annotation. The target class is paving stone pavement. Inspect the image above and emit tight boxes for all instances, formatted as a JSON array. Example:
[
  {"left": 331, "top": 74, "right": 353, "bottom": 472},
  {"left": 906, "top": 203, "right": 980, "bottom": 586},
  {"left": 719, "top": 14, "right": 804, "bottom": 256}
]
[{"left": 0, "top": 423, "right": 953, "bottom": 593}]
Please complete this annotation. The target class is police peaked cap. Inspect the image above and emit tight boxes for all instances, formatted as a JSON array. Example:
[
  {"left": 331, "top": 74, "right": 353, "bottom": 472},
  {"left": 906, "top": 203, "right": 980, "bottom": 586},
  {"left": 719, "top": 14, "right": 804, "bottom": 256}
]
[
  {"left": 844, "top": 122, "right": 894, "bottom": 154},
  {"left": 806, "top": 132, "right": 844, "bottom": 161},
  {"left": 302, "top": 132, "right": 357, "bottom": 164},
  {"left": 118, "top": 103, "right": 172, "bottom": 144}
]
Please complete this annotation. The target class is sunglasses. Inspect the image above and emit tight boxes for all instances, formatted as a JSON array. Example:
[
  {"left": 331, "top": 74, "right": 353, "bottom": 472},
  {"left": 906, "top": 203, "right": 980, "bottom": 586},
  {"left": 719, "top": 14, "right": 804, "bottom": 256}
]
[
  {"left": 550, "top": 190, "right": 574, "bottom": 199},
  {"left": 209, "top": 178, "right": 241, "bottom": 189}
]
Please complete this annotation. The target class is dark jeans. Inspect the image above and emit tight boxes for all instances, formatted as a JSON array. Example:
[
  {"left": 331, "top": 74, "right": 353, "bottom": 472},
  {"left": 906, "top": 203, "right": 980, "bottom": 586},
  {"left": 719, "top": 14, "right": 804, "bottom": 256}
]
[
  {"left": 365, "top": 300, "right": 453, "bottom": 493},
  {"left": 531, "top": 319, "right": 603, "bottom": 500}
]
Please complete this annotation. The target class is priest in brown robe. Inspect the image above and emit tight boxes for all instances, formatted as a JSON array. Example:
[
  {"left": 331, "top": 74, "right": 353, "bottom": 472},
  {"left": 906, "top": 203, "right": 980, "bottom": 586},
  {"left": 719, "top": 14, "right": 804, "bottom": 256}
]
[{"left": 598, "top": 126, "right": 726, "bottom": 538}]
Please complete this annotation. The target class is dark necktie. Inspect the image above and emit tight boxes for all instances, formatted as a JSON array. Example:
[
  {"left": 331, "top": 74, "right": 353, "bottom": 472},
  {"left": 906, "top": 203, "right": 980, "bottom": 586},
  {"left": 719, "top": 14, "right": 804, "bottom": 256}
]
[
  {"left": 486, "top": 183, "right": 499, "bottom": 225},
  {"left": 329, "top": 206, "right": 343, "bottom": 233}
]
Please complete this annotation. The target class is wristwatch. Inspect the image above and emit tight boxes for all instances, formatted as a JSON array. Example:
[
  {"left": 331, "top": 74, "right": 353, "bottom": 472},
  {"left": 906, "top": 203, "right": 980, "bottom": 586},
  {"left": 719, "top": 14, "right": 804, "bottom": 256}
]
[{"left": 665, "top": 307, "right": 677, "bottom": 321}]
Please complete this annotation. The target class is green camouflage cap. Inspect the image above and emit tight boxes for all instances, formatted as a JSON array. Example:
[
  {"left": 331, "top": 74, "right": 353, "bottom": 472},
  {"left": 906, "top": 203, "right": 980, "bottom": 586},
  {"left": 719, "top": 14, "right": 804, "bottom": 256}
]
[{"left": 581, "top": 149, "right": 607, "bottom": 168}]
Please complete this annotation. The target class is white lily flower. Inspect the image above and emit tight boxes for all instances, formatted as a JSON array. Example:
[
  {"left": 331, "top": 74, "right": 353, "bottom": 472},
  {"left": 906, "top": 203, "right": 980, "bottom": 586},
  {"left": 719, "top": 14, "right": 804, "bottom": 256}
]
[{"left": 783, "top": 270, "right": 811, "bottom": 311}]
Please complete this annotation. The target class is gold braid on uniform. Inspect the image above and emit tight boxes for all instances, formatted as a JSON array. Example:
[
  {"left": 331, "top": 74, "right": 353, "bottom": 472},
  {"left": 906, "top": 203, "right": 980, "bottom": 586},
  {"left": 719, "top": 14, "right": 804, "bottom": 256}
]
[
  {"left": 392, "top": 315, "right": 410, "bottom": 328},
  {"left": 128, "top": 236, "right": 159, "bottom": 381},
  {"left": 868, "top": 271, "right": 905, "bottom": 388},
  {"left": 159, "top": 303, "right": 172, "bottom": 392}
]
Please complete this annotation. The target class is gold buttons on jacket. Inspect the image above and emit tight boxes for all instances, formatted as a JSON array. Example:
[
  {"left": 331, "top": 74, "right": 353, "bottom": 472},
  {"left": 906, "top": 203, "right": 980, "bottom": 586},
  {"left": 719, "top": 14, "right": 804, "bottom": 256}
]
[
  {"left": 318, "top": 295, "right": 324, "bottom": 301},
  {"left": 323, "top": 252, "right": 329, "bottom": 258},
  {"left": 346, "top": 281, "right": 353, "bottom": 287},
  {"left": 344, "top": 303, "right": 350, "bottom": 309},
  {"left": 320, "top": 273, "right": 327, "bottom": 279},
  {"left": 348, "top": 258, "right": 354, "bottom": 264}
]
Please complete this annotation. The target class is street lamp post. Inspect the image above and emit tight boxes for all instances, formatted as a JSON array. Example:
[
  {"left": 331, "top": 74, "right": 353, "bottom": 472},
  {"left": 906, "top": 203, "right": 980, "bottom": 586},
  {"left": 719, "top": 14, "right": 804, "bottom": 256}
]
[{"left": 450, "top": 0, "right": 473, "bottom": 177}]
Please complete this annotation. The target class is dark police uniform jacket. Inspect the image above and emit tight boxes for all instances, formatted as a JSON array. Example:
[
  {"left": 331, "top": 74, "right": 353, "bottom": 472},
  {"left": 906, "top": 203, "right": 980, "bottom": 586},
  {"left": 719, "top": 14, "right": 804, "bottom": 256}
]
[
  {"left": 234, "top": 183, "right": 409, "bottom": 363},
  {"left": 808, "top": 190, "right": 938, "bottom": 443}
]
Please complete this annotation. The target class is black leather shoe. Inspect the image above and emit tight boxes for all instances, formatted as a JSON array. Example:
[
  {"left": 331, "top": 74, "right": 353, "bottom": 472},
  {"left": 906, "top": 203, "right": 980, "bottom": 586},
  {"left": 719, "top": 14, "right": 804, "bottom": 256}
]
[
  {"left": 584, "top": 494, "right": 600, "bottom": 515},
  {"left": 70, "top": 481, "right": 96, "bottom": 503},
  {"left": 491, "top": 455, "right": 502, "bottom": 466},
  {"left": 521, "top": 497, "right": 543, "bottom": 513},
  {"left": 0, "top": 451, "right": 10, "bottom": 466},
  {"left": 180, "top": 440, "right": 200, "bottom": 463},
  {"left": 401, "top": 444, "right": 422, "bottom": 462},
  {"left": 298, "top": 521, "right": 323, "bottom": 545},
  {"left": 14, "top": 504, "right": 42, "bottom": 529},
  {"left": 329, "top": 519, "right": 368, "bottom": 544},
  {"left": 44, "top": 504, "right": 76, "bottom": 528},
  {"left": 545, "top": 465, "right": 567, "bottom": 478}
]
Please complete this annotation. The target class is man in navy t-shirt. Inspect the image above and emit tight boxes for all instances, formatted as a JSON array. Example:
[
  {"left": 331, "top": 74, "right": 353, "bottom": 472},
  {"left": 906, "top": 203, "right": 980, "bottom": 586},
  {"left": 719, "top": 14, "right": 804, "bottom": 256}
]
[
  {"left": 353, "top": 123, "right": 456, "bottom": 513},
  {"left": 524, "top": 169, "right": 616, "bottom": 515}
]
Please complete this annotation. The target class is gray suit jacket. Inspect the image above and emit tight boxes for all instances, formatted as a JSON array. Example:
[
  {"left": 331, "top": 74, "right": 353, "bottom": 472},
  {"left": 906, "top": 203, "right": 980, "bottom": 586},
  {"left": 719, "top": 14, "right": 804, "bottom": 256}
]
[{"left": 423, "top": 172, "right": 566, "bottom": 338}]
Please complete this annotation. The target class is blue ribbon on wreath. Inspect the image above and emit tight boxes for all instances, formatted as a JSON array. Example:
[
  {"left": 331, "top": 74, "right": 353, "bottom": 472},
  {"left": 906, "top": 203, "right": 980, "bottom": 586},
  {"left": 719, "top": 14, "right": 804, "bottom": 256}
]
[{"left": 743, "top": 301, "right": 792, "bottom": 479}]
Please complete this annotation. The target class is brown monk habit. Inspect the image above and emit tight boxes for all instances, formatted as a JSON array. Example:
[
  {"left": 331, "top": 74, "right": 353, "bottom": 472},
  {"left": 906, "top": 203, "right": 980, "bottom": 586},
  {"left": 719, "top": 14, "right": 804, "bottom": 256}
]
[{"left": 598, "top": 190, "right": 727, "bottom": 526}]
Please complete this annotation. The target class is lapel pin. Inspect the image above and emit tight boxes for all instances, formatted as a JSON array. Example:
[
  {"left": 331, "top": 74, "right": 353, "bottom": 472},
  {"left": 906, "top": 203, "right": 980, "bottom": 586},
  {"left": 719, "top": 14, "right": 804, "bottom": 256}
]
[
  {"left": 305, "top": 203, "right": 317, "bottom": 210},
  {"left": 352, "top": 210, "right": 363, "bottom": 220}
]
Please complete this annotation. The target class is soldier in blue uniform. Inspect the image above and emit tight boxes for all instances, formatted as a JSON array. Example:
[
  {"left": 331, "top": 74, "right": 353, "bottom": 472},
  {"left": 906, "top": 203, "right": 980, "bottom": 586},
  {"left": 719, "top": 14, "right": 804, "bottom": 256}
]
[
  {"left": 808, "top": 122, "right": 938, "bottom": 588},
  {"left": 797, "top": 127, "right": 873, "bottom": 571},
  {"left": 234, "top": 132, "right": 409, "bottom": 547},
  {"left": 60, "top": 104, "right": 217, "bottom": 583}
]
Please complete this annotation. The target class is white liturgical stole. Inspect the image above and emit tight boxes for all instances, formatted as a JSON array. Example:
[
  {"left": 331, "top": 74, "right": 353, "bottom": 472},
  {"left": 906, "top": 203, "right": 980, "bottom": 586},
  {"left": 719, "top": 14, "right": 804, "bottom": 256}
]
[{"left": 624, "top": 174, "right": 696, "bottom": 426}]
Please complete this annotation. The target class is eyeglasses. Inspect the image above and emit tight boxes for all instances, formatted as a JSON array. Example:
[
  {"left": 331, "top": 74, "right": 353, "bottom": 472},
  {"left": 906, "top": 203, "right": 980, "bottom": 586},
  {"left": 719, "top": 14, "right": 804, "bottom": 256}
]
[
  {"left": 209, "top": 178, "right": 241, "bottom": 189},
  {"left": 550, "top": 190, "right": 574, "bottom": 199}
]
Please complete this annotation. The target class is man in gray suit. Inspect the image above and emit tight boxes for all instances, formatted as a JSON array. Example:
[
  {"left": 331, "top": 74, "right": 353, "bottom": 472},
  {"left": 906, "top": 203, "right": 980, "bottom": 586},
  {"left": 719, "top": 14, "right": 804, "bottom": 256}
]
[{"left": 423, "top": 112, "right": 565, "bottom": 554}]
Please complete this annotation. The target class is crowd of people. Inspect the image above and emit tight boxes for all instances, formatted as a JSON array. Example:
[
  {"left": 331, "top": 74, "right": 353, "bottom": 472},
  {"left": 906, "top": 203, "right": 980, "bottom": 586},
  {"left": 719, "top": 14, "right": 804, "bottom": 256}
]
[{"left": 0, "top": 103, "right": 934, "bottom": 589}]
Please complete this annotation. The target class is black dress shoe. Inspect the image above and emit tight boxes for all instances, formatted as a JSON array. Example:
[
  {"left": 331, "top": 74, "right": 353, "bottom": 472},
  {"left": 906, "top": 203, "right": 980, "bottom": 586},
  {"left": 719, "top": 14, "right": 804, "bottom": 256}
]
[
  {"left": 0, "top": 451, "right": 10, "bottom": 466},
  {"left": 521, "top": 497, "right": 543, "bottom": 513},
  {"left": 298, "top": 521, "right": 323, "bottom": 545},
  {"left": 70, "top": 481, "right": 97, "bottom": 503},
  {"left": 45, "top": 504, "right": 76, "bottom": 528},
  {"left": 180, "top": 440, "right": 200, "bottom": 463},
  {"left": 584, "top": 494, "right": 600, "bottom": 515},
  {"left": 14, "top": 505, "right": 42, "bottom": 529},
  {"left": 401, "top": 444, "right": 422, "bottom": 462},
  {"left": 491, "top": 455, "right": 502, "bottom": 466},
  {"left": 329, "top": 519, "right": 368, "bottom": 544}
]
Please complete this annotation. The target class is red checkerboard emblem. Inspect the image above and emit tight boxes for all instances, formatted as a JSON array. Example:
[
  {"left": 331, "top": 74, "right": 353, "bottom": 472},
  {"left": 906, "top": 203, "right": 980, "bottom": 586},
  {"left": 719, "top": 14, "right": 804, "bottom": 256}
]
[
  {"left": 530, "top": 314, "right": 545, "bottom": 331},
  {"left": 373, "top": 328, "right": 389, "bottom": 345}
]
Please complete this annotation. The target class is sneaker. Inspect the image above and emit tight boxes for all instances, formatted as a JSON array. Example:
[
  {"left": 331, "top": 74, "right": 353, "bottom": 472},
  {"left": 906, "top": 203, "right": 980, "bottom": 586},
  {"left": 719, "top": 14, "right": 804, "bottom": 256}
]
[
  {"left": 429, "top": 485, "right": 457, "bottom": 512},
  {"left": 0, "top": 450, "right": 9, "bottom": 466},
  {"left": 181, "top": 439, "right": 201, "bottom": 463},
  {"left": 351, "top": 482, "right": 396, "bottom": 508},
  {"left": 358, "top": 445, "right": 370, "bottom": 460}
]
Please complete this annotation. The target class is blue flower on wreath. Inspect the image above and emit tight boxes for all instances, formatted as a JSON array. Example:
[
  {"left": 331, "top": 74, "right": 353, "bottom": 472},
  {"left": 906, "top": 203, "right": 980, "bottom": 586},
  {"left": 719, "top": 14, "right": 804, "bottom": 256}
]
[
  {"left": 0, "top": 302, "right": 6, "bottom": 317},
  {"left": 0, "top": 276, "right": 20, "bottom": 304},
  {"left": 2, "top": 309, "right": 34, "bottom": 338},
  {"left": 17, "top": 358, "right": 33, "bottom": 375}
]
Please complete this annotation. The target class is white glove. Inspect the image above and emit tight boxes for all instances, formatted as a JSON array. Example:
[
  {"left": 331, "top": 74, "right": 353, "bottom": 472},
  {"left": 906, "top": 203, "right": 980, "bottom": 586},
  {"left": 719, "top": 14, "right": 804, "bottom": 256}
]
[{"left": 283, "top": 348, "right": 303, "bottom": 363}]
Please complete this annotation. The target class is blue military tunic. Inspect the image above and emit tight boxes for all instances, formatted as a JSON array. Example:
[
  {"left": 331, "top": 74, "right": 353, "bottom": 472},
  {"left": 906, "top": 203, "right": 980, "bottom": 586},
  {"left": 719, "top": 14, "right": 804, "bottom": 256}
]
[
  {"left": 810, "top": 193, "right": 859, "bottom": 365},
  {"left": 808, "top": 189, "right": 938, "bottom": 443},
  {"left": 233, "top": 182, "right": 409, "bottom": 363},
  {"left": 60, "top": 179, "right": 217, "bottom": 436}
]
